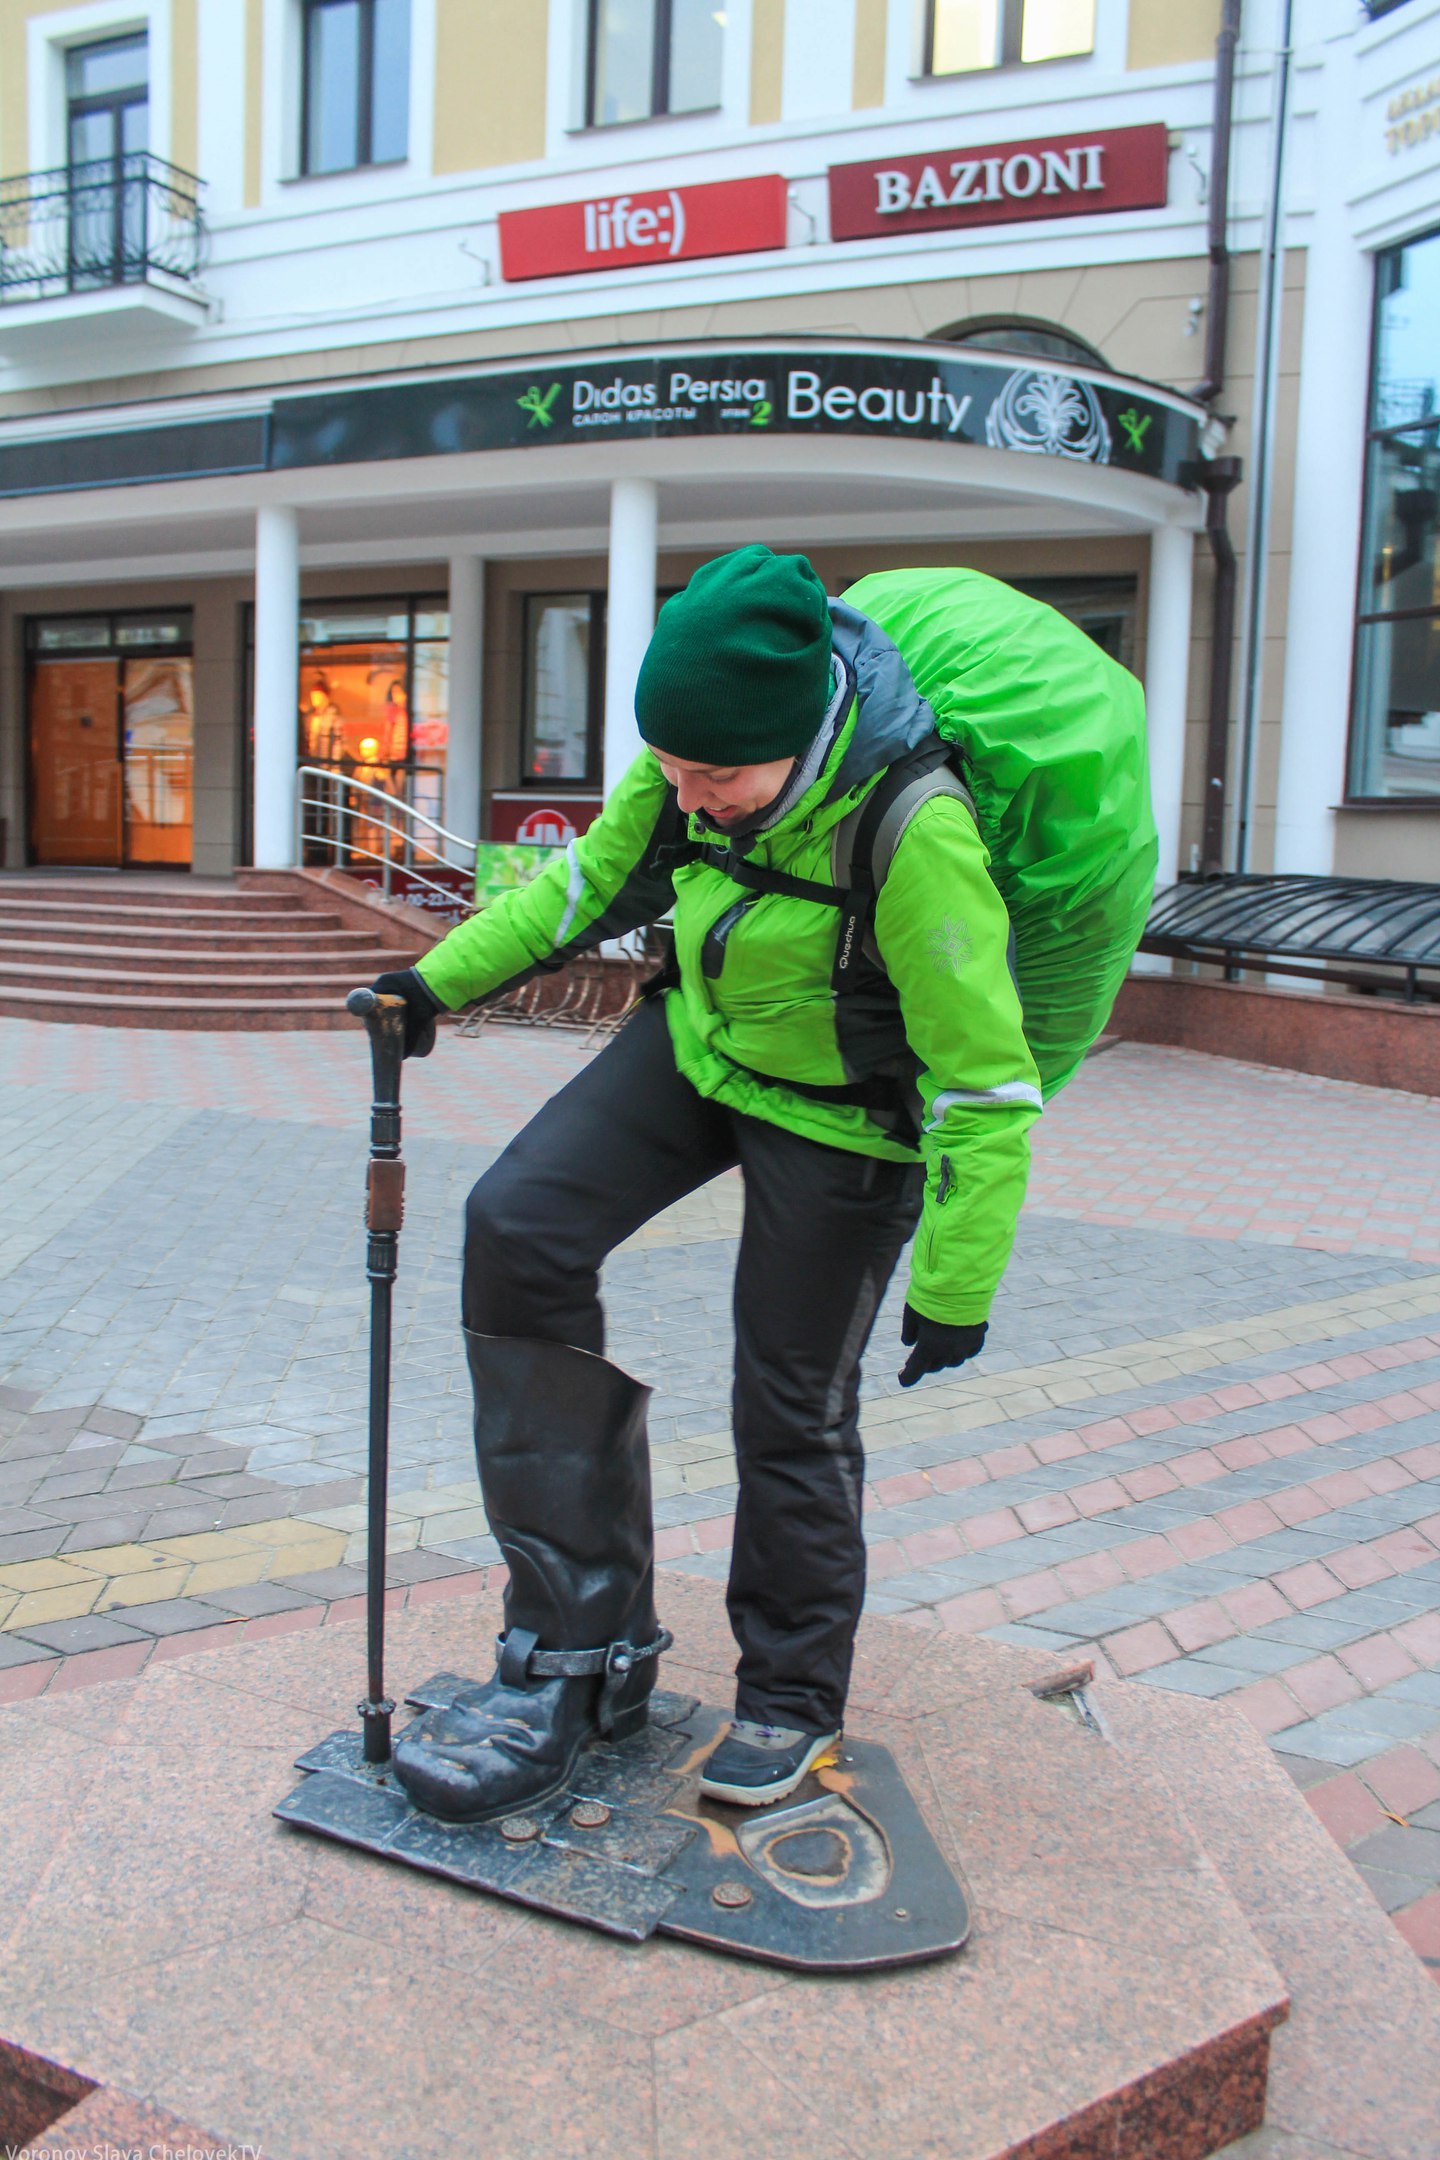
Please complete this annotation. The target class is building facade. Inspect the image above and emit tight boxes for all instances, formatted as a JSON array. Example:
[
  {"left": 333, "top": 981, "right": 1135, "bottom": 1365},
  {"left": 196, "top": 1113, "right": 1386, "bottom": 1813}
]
[{"left": 0, "top": 0, "right": 1433, "bottom": 900}]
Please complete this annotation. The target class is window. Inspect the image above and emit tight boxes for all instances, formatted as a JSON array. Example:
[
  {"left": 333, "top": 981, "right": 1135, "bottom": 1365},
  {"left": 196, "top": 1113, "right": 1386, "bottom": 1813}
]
[
  {"left": 585, "top": 0, "right": 723, "bottom": 128},
  {"left": 1348, "top": 228, "right": 1440, "bottom": 803},
  {"left": 66, "top": 33, "right": 148, "bottom": 285},
  {"left": 302, "top": 0, "right": 410, "bottom": 175},
  {"left": 523, "top": 594, "right": 604, "bottom": 783},
  {"left": 925, "top": 0, "right": 1094, "bottom": 76},
  {"left": 932, "top": 316, "right": 1108, "bottom": 370}
]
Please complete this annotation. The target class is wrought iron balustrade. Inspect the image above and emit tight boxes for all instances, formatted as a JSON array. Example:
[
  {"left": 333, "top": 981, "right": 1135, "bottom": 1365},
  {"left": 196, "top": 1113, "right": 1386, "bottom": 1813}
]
[{"left": 0, "top": 153, "right": 203, "bottom": 304}]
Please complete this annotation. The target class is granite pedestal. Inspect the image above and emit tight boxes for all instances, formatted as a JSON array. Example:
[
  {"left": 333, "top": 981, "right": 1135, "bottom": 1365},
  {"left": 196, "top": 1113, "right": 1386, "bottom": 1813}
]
[{"left": 1, "top": 1572, "right": 1438, "bottom": 2160}]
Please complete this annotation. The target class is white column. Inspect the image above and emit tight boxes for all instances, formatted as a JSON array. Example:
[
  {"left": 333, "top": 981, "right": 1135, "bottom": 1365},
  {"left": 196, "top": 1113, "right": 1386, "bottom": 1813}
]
[
  {"left": 252, "top": 504, "right": 300, "bottom": 869},
  {"left": 1271, "top": 243, "right": 1371, "bottom": 871},
  {"left": 603, "top": 477, "right": 658, "bottom": 794},
  {"left": 1144, "top": 522, "right": 1196, "bottom": 893},
  {"left": 445, "top": 552, "right": 484, "bottom": 855}
]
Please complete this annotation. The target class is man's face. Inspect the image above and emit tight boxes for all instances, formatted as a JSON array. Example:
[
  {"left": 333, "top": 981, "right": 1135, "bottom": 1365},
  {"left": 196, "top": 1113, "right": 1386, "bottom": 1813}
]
[{"left": 649, "top": 748, "right": 796, "bottom": 825}]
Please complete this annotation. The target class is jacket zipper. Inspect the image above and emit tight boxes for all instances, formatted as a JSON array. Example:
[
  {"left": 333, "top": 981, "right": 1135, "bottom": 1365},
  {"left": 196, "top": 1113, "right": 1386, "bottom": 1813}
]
[{"left": 925, "top": 1154, "right": 953, "bottom": 1270}]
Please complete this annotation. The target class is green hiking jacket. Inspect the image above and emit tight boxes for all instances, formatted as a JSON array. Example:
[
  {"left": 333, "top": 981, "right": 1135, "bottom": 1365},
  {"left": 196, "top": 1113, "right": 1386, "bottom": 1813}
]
[{"left": 416, "top": 599, "right": 1040, "bottom": 1326}]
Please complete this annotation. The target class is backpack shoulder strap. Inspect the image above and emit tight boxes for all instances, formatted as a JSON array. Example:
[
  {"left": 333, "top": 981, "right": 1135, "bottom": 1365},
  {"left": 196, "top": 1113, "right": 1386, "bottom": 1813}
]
[{"left": 830, "top": 738, "right": 975, "bottom": 987}]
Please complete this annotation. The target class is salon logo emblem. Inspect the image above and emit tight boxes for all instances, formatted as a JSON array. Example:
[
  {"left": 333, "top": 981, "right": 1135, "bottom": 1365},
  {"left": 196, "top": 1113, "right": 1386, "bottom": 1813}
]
[
  {"left": 517, "top": 383, "right": 562, "bottom": 429},
  {"left": 1117, "top": 407, "right": 1152, "bottom": 454},
  {"left": 984, "top": 369, "right": 1111, "bottom": 464}
]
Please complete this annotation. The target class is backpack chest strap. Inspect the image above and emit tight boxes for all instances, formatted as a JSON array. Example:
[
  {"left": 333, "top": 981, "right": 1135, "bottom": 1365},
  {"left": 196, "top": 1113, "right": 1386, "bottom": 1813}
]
[{"left": 693, "top": 841, "right": 846, "bottom": 908}]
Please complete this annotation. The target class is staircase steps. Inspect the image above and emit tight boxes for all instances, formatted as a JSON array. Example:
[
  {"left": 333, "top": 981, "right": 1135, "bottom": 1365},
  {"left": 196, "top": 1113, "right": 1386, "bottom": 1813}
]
[{"left": 0, "top": 873, "right": 431, "bottom": 1030}]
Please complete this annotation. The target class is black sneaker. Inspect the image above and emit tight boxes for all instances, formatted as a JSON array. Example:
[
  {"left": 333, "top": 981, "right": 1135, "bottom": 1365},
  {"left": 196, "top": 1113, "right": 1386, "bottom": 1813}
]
[{"left": 698, "top": 1720, "right": 842, "bottom": 1807}]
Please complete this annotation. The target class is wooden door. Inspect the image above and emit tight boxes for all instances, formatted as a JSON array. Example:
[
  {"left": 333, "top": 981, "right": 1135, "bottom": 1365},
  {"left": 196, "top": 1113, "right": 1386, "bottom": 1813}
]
[{"left": 29, "top": 658, "right": 123, "bottom": 866}]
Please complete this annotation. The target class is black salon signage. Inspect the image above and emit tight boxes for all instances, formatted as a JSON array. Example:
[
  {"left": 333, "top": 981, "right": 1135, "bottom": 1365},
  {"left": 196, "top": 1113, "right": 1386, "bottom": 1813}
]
[{"left": 270, "top": 347, "right": 1201, "bottom": 486}]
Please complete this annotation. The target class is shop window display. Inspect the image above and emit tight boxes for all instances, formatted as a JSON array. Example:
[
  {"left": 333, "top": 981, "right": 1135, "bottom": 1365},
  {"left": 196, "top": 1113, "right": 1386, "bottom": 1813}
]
[
  {"left": 278, "top": 595, "right": 447, "bottom": 870},
  {"left": 1348, "top": 226, "right": 1440, "bottom": 801}
]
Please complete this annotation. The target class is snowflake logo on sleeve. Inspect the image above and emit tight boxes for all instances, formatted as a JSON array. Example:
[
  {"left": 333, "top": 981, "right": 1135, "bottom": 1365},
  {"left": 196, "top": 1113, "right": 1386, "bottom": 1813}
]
[{"left": 928, "top": 916, "right": 973, "bottom": 978}]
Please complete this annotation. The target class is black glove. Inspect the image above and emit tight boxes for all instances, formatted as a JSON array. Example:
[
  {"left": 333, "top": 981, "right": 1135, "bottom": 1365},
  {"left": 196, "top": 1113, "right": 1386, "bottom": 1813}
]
[
  {"left": 898, "top": 1304, "right": 987, "bottom": 1389},
  {"left": 369, "top": 967, "right": 446, "bottom": 1059}
]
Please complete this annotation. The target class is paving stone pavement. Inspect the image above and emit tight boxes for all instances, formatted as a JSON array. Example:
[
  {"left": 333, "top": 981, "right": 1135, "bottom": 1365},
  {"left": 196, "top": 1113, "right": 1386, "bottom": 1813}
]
[{"left": 1, "top": 1014, "right": 1439, "bottom": 1987}]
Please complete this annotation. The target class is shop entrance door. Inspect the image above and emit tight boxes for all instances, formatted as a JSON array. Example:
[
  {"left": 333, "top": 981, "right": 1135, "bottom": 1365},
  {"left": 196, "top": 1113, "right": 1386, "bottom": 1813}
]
[{"left": 27, "top": 613, "right": 194, "bottom": 868}]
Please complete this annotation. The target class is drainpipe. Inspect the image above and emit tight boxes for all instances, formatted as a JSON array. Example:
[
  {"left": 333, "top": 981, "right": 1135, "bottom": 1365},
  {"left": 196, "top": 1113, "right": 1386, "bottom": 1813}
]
[{"left": 1197, "top": 0, "right": 1242, "bottom": 877}]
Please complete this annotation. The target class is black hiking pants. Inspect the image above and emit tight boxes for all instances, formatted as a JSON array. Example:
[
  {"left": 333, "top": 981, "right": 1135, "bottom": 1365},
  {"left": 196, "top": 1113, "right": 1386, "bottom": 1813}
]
[{"left": 462, "top": 997, "right": 922, "bottom": 1734}]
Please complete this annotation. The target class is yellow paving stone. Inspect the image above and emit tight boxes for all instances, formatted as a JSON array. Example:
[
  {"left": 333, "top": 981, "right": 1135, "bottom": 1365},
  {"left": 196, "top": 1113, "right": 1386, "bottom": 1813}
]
[
  {"left": 181, "top": 1553, "right": 271, "bottom": 1597},
  {"left": 69, "top": 1543, "right": 175, "bottom": 1578},
  {"left": 228, "top": 1517, "right": 342, "bottom": 1551},
  {"left": 95, "top": 1565, "right": 190, "bottom": 1611},
  {"left": 5, "top": 1579, "right": 101, "bottom": 1629},
  {"left": 259, "top": 1538, "right": 346, "bottom": 1579},
  {"left": 0, "top": 1556, "right": 101, "bottom": 1594},
  {"left": 413, "top": 1508, "right": 491, "bottom": 1544},
  {"left": 343, "top": 1520, "right": 420, "bottom": 1567},
  {"left": 147, "top": 1530, "right": 257, "bottom": 1564},
  {"left": 0, "top": 1589, "right": 17, "bottom": 1627}
]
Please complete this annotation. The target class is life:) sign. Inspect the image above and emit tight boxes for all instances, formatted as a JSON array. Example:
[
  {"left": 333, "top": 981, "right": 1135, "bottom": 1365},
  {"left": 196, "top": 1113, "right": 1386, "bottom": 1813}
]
[
  {"left": 499, "top": 174, "right": 787, "bottom": 280},
  {"left": 829, "top": 122, "right": 1169, "bottom": 241}
]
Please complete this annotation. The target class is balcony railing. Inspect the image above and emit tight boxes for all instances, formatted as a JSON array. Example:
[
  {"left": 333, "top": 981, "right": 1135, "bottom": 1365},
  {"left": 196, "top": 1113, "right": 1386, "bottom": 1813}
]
[{"left": 0, "top": 153, "right": 203, "bottom": 306}]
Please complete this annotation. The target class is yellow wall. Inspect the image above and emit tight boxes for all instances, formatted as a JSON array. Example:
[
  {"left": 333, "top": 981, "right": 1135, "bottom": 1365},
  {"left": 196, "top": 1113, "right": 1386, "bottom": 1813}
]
[
  {"left": 1127, "top": 0, "right": 1221, "bottom": 71},
  {"left": 434, "top": 0, "right": 547, "bottom": 174},
  {"left": 1, "top": 0, "right": 82, "bottom": 171},
  {"left": 244, "top": 0, "right": 263, "bottom": 205},
  {"left": 750, "top": 0, "right": 785, "bottom": 125},
  {"left": 171, "top": 0, "right": 197, "bottom": 174},
  {"left": 853, "top": 0, "right": 887, "bottom": 110}
]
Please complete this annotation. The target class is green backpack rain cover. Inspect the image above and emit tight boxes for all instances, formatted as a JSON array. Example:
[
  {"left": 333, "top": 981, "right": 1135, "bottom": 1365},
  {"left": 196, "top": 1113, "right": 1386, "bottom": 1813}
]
[{"left": 843, "top": 568, "right": 1157, "bottom": 1099}]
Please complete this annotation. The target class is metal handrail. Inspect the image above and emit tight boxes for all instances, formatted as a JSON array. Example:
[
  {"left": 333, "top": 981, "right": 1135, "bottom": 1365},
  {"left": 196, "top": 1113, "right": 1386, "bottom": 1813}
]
[
  {"left": 0, "top": 151, "right": 204, "bottom": 304},
  {"left": 295, "top": 765, "right": 477, "bottom": 910}
]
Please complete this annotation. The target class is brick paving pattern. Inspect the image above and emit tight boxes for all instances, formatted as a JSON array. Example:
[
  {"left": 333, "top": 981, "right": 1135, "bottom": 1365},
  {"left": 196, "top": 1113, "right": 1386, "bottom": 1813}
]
[{"left": 2, "top": 1014, "right": 1438, "bottom": 1987}]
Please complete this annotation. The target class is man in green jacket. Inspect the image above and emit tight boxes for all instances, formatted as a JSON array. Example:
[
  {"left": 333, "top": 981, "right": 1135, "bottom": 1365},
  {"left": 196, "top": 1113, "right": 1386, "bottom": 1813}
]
[{"left": 376, "top": 545, "right": 1041, "bottom": 1825}]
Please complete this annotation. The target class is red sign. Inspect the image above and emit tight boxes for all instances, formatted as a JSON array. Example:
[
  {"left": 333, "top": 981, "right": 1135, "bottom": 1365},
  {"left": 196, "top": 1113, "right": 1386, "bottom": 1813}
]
[
  {"left": 829, "top": 123, "right": 1168, "bottom": 242},
  {"left": 499, "top": 174, "right": 788, "bottom": 282},
  {"left": 352, "top": 865, "right": 472, "bottom": 922},
  {"left": 489, "top": 794, "right": 603, "bottom": 846}
]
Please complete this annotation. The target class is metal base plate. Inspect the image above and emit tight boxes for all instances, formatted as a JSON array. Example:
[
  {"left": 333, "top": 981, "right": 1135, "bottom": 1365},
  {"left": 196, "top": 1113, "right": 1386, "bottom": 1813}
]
[{"left": 275, "top": 1673, "right": 970, "bottom": 1972}]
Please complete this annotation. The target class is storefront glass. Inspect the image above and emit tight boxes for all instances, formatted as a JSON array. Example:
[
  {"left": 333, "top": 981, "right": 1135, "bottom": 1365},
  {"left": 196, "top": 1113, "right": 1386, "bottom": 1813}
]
[
  {"left": 27, "top": 611, "right": 193, "bottom": 867},
  {"left": 293, "top": 594, "right": 448, "bottom": 867},
  {"left": 1349, "top": 226, "right": 1440, "bottom": 801},
  {"left": 522, "top": 593, "right": 601, "bottom": 783}
]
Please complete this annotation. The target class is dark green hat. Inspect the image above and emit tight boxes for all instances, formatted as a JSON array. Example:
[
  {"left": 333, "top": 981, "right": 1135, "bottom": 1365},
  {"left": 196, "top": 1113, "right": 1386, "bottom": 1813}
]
[{"left": 634, "top": 545, "right": 832, "bottom": 765}]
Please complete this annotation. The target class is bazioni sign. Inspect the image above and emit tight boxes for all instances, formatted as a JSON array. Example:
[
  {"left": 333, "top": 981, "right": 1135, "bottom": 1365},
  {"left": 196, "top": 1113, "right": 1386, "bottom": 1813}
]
[{"left": 829, "top": 123, "right": 1169, "bottom": 242}]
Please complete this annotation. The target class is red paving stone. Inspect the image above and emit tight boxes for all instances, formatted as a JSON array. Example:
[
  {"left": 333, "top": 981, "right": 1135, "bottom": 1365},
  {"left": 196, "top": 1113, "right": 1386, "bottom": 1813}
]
[
  {"left": 1336, "top": 1634, "right": 1420, "bottom": 1690},
  {"left": 1285, "top": 1656, "right": 1365, "bottom": 1717},
  {"left": 934, "top": 1588, "right": 1007, "bottom": 1634},
  {"left": 1394, "top": 1612, "right": 1440, "bottom": 1664},
  {"left": 964, "top": 1506, "right": 1024, "bottom": 1549},
  {"left": 1306, "top": 1772, "right": 1388, "bottom": 1846},
  {"left": 1104, "top": 1622, "right": 1179, "bottom": 1676},
  {"left": 1271, "top": 1560, "right": 1345, "bottom": 1609},
  {"left": 1365, "top": 1746, "right": 1440, "bottom": 1818},
  {"left": 1167, "top": 1600, "right": 1238, "bottom": 1653},
  {"left": 46, "top": 1641, "right": 151, "bottom": 1691},
  {"left": 1231, "top": 1678, "right": 1304, "bottom": 1737},
  {"left": 1393, "top": 1891, "right": 1440, "bottom": 1970},
  {"left": 1219, "top": 1581, "right": 1292, "bottom": 1629}
]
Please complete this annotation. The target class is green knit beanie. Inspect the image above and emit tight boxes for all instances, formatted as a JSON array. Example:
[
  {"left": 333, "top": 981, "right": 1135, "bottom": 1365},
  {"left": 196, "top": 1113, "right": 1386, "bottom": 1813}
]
[{"left": 635, "top": 545, "right": 833, "bottom": 765}]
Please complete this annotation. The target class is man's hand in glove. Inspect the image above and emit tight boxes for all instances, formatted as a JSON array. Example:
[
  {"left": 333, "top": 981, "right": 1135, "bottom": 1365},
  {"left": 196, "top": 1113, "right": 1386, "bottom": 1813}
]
[
  {"left": 898, "top": 1305, "right": 987, "bottom": 1389},
  {"left": 369, "top": 967, "right": 446, "bottom": 1059}
]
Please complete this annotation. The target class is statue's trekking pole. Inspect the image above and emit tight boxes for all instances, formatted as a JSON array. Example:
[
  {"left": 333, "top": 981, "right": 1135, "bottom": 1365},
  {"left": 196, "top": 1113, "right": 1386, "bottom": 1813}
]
[{"left": 345, "top": 987, "right": 407, "bottom": 1765}]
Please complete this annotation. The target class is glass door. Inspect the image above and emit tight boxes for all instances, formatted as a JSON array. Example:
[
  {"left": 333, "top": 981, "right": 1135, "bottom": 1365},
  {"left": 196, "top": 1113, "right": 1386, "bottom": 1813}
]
[
  {"left": 66, "top": 33, "right": 149, "bottom": 287},
  {"left": 122, "top": 655, "right": 194, "bottom": 864}
]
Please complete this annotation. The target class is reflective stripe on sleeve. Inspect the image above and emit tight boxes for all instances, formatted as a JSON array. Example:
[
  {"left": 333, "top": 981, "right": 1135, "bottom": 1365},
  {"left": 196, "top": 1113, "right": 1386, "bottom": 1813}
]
[
  {"left": 924, "top": 1080, "right": 1044, "bottom": 1128},
  {"left": 554, "top": 842, "right": 587, "bottom": 944}
]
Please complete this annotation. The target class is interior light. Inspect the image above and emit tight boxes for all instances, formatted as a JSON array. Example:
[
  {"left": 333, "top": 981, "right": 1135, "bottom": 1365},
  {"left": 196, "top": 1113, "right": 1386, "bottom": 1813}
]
[{"left": 359, "top": 736, "right": 381, "bottom": 761}]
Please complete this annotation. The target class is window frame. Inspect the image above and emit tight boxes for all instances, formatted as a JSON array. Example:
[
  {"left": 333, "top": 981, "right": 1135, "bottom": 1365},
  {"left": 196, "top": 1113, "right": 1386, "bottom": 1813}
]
[
  {"left": 1345, "top": 224, "right": 1440, "bottom": 810},
  {"left": 520, "top": 590, "right": 606, "bottom": 789},
  {"left": 299, "top": 0, "right": 408, "bottom": 178},
  {"left": 583, "top": 0, "right": 720, "bottom": 131},
  {"left": 922, "top": 0, "right": 1093, "bottom": 79}
]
